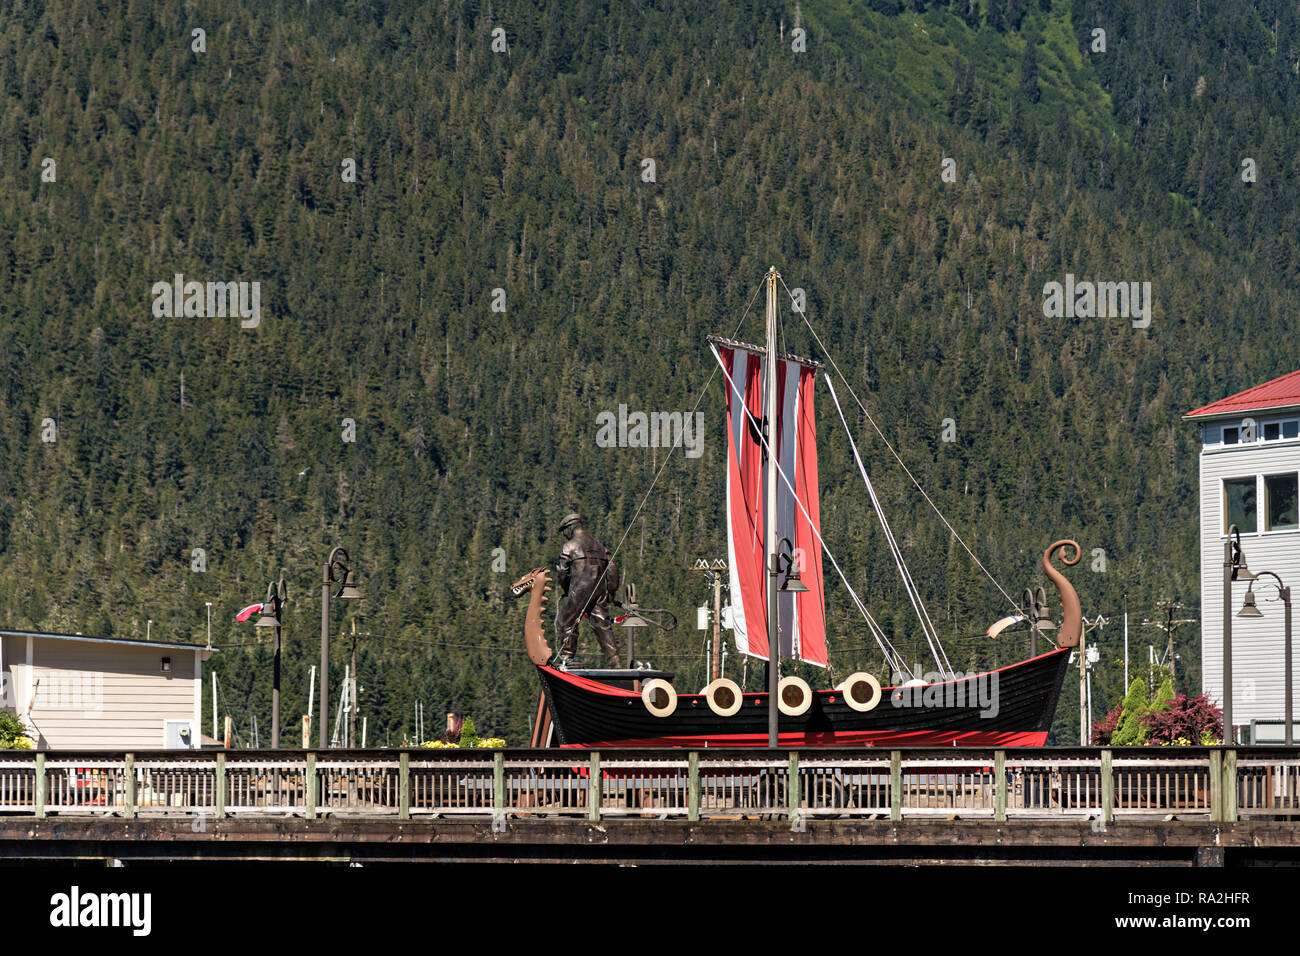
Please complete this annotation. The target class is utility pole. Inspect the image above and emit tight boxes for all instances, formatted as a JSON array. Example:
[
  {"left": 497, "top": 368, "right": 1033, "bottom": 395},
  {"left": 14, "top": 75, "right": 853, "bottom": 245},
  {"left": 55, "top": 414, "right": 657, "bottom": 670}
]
[
  {"left": 1082, "top": 616, "right": 1106, "bottom": 744},
  {"left": 688, "top": 559, "right": 728, "bottom": 683},
  {"left": 1079, "top": 625, "right": 1087, "bottom": 745},
  {"left": 1142, "top": 599, "right": 1197, "bottom": 683}
]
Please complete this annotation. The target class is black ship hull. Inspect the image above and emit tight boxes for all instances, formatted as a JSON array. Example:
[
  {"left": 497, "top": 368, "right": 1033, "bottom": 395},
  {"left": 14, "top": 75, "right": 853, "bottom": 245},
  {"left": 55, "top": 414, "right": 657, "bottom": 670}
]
[{"left": 537, "top": 647, "right": 1071, "bottom": 748}]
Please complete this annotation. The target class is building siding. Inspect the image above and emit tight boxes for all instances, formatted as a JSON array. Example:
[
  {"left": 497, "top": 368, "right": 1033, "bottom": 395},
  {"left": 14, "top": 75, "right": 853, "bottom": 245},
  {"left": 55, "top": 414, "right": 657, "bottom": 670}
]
[
  {"left": 1199, "top": 438, "right": 1300, "bottom": 731},
  {"left": 2, "top": 634, "right": 205, "bottom": 750}
]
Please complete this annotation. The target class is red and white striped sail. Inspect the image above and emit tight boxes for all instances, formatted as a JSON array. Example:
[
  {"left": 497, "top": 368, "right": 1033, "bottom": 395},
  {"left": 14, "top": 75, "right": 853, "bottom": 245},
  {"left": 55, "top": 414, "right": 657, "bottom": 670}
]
[{"left": 717, "top": 345, "right": 827, "bottom": 666}]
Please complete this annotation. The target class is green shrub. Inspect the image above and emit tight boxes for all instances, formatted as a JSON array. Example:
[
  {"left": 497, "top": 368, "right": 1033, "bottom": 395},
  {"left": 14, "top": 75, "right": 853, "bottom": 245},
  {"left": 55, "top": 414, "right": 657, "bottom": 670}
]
[{"left": 0, "top": 711, "right": 33, "bottom": 750}]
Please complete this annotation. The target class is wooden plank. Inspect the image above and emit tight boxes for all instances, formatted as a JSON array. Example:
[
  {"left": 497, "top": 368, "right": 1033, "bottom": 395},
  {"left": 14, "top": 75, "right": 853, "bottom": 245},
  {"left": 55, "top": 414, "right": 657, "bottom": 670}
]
[
  {"left": 399, "top": 752, "right": 410, "bottom": 820},
  {"left": 305, "top": 753, "right": 317, "bottom": 819},
  {"left": 493, "top": 751, "right": 504, "bottom": 815},
  {"left": 35, "top": 753, "right": 45, "bottom": 818},
  {"left": 1101, "top": 749, "right": 1113, "bottom": 824},
  {"left": 124, "top": 754, "right": 135, "bottom": 819},
  {"left": 1224, "top": 749, "right": 1238, "bottom": 823},
  {"left": 688, "top": 752, "right": 699, "bottom": 822},
  {"left": 215, "top": 753, "right": 226, "bottom": 817},
  {"left": 1210, "top": 749, "right": 1223, "bottom": 821},
  {"left": 788, "top": 751, "right": 800, "bottom": 823},
  {"left": 890, "top": 751, "right": 901, "bottom": 822},
  {"left": 588, "top": 752, "right": 600, "bottom": 823},
  {"left": 994, "top": 750, "right": 1006, "bottom": 822}
]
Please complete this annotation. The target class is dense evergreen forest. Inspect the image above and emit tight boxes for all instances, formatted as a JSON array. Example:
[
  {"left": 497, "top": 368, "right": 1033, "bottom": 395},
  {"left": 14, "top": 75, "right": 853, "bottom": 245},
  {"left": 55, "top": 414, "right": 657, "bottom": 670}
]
[{"left": 1, "top": 0, "right": 1297, "bottom": 745}]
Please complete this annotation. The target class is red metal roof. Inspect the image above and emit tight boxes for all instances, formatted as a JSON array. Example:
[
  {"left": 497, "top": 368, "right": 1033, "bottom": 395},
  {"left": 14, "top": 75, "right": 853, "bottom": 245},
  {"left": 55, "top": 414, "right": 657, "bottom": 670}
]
[{"left": 1185, "top": 370, "right": 1300, "bottom": 420}]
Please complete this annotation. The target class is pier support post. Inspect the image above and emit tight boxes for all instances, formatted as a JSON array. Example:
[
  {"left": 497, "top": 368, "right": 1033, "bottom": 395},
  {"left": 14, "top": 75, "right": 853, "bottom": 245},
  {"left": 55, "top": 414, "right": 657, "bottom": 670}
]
[
  {"left": 994, "top": 750, "right": 1006, "bottom": 822},
  {"left": 306, "top": 752, "right": 317, "bottom": 819},
  {"left": 788, "top": 751, "right": 801, "bottom": 823},
  {"left": 124, "top": 754, "right": 135, "bottom": 819},
  {"left": 398, "top": 752, "right": 409, "bottom": 820},
  {"left": 1101, "top": 749, "right": 1113, "bottom": 824},
  {"left": 1196, "top": 846, "right": 1226, "bottom": 867},
  {"left": 890, "top": 750, "right": 902, "bottom": 822},
  {"left": 588, "top": 752, "right": 601, "bottom": 823},
  {"left": 34, "top": 753, "right": 45, "bottom": 818},
  {"left": 1224, "top": 749, "right": 1238, "bottom": 823},
  {"left": 1210, "top": 749, "right": 1223, "bottom": 822},
  {"left": 688, "top": 752, "right": 700, "bottom": 822},
  {"left": 216, "top": 752, "right": 226, "bottom": 818},
  {"left": 493, "top": 751, "right": 504, "bottom": 817}
]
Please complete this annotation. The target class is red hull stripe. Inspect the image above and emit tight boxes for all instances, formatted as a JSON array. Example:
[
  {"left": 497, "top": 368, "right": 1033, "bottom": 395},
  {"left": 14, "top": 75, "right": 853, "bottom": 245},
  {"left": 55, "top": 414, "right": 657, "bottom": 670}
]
[{"left": 560, "top": 730, "right": 1050, "bottom": 749}]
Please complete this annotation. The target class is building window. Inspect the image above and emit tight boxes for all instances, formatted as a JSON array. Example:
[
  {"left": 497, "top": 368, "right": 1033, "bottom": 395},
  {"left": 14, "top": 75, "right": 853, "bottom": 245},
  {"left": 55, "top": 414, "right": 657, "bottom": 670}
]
[
  {"left": 1266, "top": 474, "right": 1299, "bottom": 531},
  {"left": 1223, "top": 426, "right": 1240, "bottom": 445},
  {"left": 1266, "top": 422, "right": 1280, "bottom": 441},
  {"left": 1225, "top": 477, "right": 1257, "bottom": 533}
]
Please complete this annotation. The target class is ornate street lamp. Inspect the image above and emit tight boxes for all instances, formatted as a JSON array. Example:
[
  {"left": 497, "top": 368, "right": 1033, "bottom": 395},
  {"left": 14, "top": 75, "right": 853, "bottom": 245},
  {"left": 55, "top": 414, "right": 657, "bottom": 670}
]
[
  {"left": 321, "top": 547, "right": 362, "bottom": 749},
  {"left": 255, "top": 572, "right": 287, "bottom": 748}
]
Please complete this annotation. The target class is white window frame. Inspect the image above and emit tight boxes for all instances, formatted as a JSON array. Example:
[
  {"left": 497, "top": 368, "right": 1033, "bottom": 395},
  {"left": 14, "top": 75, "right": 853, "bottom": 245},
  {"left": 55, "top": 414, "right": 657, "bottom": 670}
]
[
  {"left": 1221, "top": 472, "right": 1300, "bottom": 536},
  {"left": 1262, "top": 471, "right": 1300, "bottom": 534},
  {"left": 1222, "top": 475, "right": 1261, "bottom": 536}
]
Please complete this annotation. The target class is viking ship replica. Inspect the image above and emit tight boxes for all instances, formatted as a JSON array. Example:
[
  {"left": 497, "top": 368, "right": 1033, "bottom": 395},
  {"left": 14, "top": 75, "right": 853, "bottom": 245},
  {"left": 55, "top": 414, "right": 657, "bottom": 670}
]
[{"left": 515, "top": 267, "right": 1079, "bottom": 749}]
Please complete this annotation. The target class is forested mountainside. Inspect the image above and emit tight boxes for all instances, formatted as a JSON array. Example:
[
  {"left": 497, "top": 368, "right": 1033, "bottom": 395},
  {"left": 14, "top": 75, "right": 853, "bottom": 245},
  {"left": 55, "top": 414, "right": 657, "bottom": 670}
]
[{"left": 1, "top": 0, "right": 1297, "bottom": 744}]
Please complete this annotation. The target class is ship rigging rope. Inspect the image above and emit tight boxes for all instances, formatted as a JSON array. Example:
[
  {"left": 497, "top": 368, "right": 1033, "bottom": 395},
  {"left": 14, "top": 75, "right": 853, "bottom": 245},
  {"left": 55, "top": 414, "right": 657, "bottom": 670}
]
[
  {"left": 824, "top": 374, "right": 953, "bottom": 679},
  {"left": 710, "top": 343, "right": 914, "bottom": 681},
  {"left": 778, "top": 276, "right": 1022, "bottom": 618}
]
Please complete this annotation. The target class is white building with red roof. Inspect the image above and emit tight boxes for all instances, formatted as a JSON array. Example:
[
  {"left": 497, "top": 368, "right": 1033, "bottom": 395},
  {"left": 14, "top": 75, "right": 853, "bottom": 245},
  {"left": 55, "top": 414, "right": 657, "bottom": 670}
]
[{"left": 1185, "top": 371, "right": 1300, "bottom": 742}]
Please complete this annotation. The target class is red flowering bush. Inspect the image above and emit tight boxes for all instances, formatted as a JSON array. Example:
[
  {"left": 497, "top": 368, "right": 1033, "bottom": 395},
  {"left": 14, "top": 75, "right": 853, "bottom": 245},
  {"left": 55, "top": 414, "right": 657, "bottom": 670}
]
[
  {"left": 1141, "top": 692, "right": 1223, "bottom": 745},
  {"left": 1091, "top": 702, "right": 1123, "bottom": 745}
]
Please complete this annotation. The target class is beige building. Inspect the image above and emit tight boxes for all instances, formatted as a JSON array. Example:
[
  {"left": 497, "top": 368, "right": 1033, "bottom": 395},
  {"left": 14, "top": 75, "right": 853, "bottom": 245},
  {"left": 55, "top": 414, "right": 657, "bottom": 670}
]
[{"left": 0, "top": 629, "right": 213, "bottom": 750}]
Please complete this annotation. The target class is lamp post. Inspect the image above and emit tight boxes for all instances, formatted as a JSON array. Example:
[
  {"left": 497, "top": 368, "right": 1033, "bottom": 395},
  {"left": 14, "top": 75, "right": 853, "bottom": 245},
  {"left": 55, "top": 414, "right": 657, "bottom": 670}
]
[
  {"left": 321, "top": 547, "right": 362, "bottom": 749},
  {"left": 1223, "top": 525, "right": 1254, "bottom": 745},
  {"left": 1237, "top": 570, "right": 1293, "bottom": 746},
  {"left": 255, "top": 572, "right": 287, "bottom": 749}
]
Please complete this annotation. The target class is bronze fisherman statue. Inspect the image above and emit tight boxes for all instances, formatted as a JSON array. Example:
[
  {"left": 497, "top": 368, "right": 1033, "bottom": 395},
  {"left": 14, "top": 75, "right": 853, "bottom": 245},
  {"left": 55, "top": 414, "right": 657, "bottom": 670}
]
[{"left": 554, "top": 513, "right": 621, "bottom": 668}]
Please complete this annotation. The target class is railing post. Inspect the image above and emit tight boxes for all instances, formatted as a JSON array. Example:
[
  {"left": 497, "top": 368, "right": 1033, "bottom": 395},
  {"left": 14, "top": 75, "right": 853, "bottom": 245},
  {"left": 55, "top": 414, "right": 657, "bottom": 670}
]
[
  {"left": 493, "top": 751, "right": 505, "bottom": 816},
  {"left": 1210, "top": 749, "right": 1223, "bottom": 822},
  {"left": 123, "top": 754, "right": 136, "bottom": 819},
  {"left": 890, "top": 750, "right": 902, "bottom": 822},
  {"left": 688, "top": 752, "right": 700, "bottom": 822},
  {"left": 588, "top": 751, "right": 601, "bottom": 823},
  {"left": 215, "top": 752, "right": 226, "bottom": 818},
  {"left": 399, "top": 752, "right": 410, "bottom": 820},
  {"left": 788, "top": 751, "right": 801, "bottom": 823},
  {"left": 1224, "top": 748, "right": 1238, "bottom": 823},
  {"left": 994, "top": 750, "right": 1006, "bottom": 822},
  {"left": 34, "top": 752, "right": 45, "bottom": 819},
  {"left": 1101, "top": 749, "right": 1113, "bottom": 824},
  {"left": 306, "top": 753, "right": 317, "bottom": 819}
]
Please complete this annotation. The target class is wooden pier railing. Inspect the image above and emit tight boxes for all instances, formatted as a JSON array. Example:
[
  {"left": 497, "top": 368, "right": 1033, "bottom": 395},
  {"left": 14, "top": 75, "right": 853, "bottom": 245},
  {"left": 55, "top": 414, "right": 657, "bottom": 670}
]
[{"left": 0, "top": 748, "right": 1295, "bottom": 824}]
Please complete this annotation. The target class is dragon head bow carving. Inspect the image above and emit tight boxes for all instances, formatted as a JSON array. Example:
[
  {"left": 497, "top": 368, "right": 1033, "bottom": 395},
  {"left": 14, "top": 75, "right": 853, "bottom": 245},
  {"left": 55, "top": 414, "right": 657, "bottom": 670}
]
[{"left": 511, "top": 567, "right": 555, "bottom": 665}]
